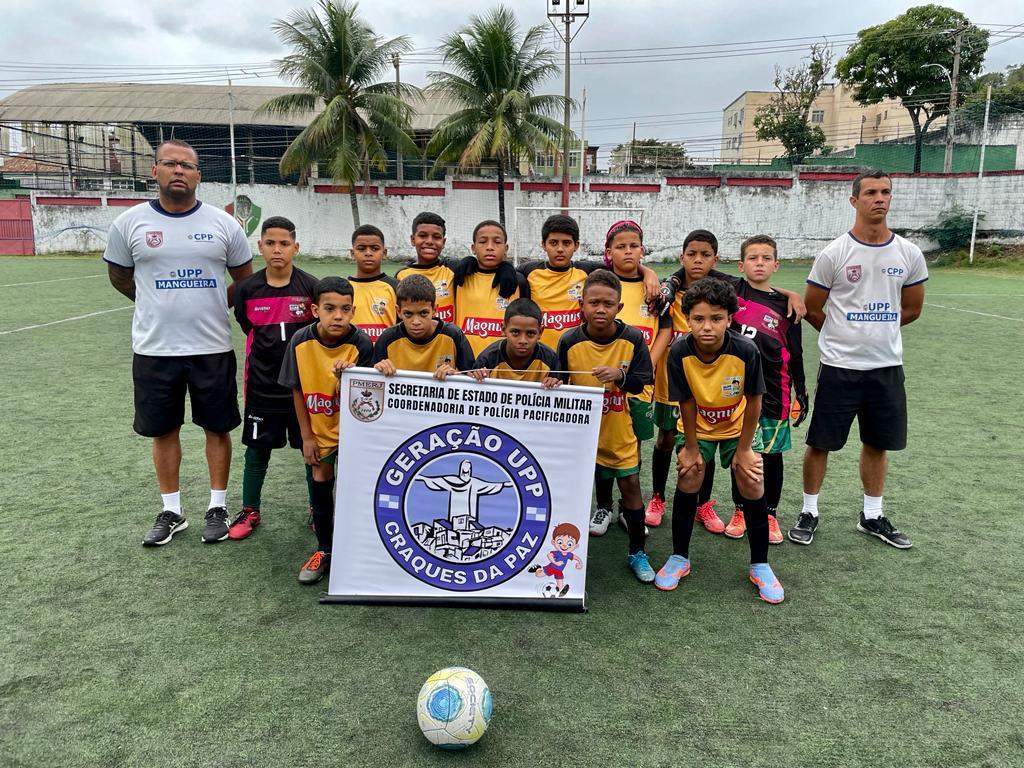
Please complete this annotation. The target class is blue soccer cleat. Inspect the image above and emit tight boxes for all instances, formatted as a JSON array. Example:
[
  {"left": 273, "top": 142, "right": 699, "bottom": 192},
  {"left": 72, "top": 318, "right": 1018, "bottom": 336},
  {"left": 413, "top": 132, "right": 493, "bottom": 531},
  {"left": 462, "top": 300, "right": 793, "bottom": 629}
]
[
  {"left": 749, "top": 563, "right": 785, "bottom": 604},
  {"left": 627, "top": 551, "right": 656, "bottom": 584},
  {"left": 655, "top": 554, "right": 691, "bottom": 591}
]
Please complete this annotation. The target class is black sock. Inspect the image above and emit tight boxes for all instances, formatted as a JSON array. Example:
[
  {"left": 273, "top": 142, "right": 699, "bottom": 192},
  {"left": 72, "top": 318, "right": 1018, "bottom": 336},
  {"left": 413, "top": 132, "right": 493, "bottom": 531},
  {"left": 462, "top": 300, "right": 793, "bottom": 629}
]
[
  {"left": 621, "top": 503, "right": 646, "bottom": 555},
  {"left": 310, "top": 478, "right": 335, "bottom": 554},
  {"left": 651, "top": 447, "right": 672, "bottom": 499},
  {"left": 731, "top": 469, "right": 744, "bottom": 510},
  {"left": 672, "top": 489, "right": 698, "bottom": 557},
  {"left": 595, "top": 475, "right": 614, "bottom": 510},
  {"left": 698, "top": 461, "right": 716, "bottom": 505},
  {"left": 744, "top": 494, "right": 769, "bottom": 564},
  {"left": 763, "top": 453, "right": 784, "bottom": 516}
]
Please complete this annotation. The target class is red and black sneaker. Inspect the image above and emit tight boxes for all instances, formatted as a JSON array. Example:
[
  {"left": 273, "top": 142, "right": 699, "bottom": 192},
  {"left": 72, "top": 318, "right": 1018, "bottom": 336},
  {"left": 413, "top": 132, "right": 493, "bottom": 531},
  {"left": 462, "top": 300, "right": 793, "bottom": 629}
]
[{"left": 228, "top": 507, "right": 261, "bottom": 540}]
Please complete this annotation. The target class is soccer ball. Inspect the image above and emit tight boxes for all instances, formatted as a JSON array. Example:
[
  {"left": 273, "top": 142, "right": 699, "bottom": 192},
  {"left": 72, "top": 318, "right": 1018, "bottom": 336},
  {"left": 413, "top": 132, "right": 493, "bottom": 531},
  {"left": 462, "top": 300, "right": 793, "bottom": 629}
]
[
  {"left": 540, "top": 581, "right": 560, "bottom": 598},
  {"left": 416, "top": 667, "right": 493, "bottom": 749}
]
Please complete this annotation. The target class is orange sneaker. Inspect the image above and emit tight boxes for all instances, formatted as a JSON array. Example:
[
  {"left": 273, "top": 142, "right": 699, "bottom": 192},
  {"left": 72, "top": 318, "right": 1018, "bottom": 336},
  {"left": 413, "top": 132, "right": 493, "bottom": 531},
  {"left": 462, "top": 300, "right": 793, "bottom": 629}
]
[
  {"left": 724, "top": 509, "right": 746, "bottom": 539},
  {"left": 768, "top": 514, "right": 783, "bottom": 544},
  {"left": 695, "top": 499, "right": 725, "bottom": 534},
  {"left": 645, "top": 493, "right": 666, "bottom": 527}
]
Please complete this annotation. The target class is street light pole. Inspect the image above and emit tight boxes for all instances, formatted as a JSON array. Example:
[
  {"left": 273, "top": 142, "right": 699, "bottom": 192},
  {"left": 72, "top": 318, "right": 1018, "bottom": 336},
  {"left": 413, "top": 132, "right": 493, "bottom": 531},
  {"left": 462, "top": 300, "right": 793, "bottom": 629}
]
[
  {"left": 946, "top": 29, "right": 963, "bottom": 174},
  {"left": 548, "top": 0, "right": 590, "bottom": 212}
]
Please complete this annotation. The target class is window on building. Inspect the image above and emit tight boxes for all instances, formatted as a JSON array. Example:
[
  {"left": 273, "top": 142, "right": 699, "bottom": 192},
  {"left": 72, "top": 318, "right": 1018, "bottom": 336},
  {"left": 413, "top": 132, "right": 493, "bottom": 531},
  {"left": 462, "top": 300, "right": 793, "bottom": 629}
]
[
  {"left": 875, "top": 113, "right": 882, "bottom": 128},
  {"left": 534, "top": 152, "right": 554, "bottom": 168},
  {"left": 77, "top": 177, "right": 105, "bottom": 191},
  {"left": 811, "top": 110, "right": 825, "bottom": 124},
  {"left": 568, "top": 151, "right": 580, "bottom": 168},
  {"left": 739, "top": 109, "right": 744, "bottom": 124},
  {"left": 111, "top": 178, "right": 134, "bottom": 191}
]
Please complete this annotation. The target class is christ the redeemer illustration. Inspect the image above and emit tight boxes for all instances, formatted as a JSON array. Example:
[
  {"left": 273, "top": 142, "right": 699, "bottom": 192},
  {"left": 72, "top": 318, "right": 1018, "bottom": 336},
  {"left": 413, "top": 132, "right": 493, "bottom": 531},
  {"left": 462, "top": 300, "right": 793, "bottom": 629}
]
[{"left": 416, "top": 460, "right": 513, "bottom": 530}]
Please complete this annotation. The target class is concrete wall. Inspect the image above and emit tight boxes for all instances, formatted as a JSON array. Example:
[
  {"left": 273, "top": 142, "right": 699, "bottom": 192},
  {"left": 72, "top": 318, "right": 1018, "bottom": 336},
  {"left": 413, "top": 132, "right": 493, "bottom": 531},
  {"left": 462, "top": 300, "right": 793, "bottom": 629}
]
[{"left": 28, "top": 170, "right": 1024, "bottom": 260}]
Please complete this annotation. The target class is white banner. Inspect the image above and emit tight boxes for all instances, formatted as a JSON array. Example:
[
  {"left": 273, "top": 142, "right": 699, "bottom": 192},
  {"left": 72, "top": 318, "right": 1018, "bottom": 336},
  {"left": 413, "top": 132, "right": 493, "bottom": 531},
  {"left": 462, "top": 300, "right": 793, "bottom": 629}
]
[{"left": 325, "top": 368, "right": 603, "bottom": 611}]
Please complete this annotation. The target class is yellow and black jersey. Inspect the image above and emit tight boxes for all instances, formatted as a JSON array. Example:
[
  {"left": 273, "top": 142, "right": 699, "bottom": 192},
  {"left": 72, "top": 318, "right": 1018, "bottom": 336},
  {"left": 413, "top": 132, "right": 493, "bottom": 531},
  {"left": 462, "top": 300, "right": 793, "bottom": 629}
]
[
  {"left": 455, "top": 268, "right": 530, "bottom": 357},
  {"left": 278, "top": 323, "right": 374, "bottom": 457},
  {"left": 557, "top": 320, "right": 654, "bottom": 470},
  {"left": 617, "top": 274, "right": 670, "bottom": 404},
  {"left": 654, "top": 294, "right": 691, "bottom": 405},
  {"left": 372, "top": 320, "right": 475, "bottom": 374},
  {"left": 350, "top": 274, "right": 399, "bottom": 344},
  {"left": 667, "top": 329, "right": 765, "bottom": 441},
  {"left": 474, "top": 340, "right": 558, "bottom": 383},
  {"left": 394, "top": 261, "right": 456, "bottom": 324},
  {"left": 519, "top": 260, "right": 602, "bottom": 349}
]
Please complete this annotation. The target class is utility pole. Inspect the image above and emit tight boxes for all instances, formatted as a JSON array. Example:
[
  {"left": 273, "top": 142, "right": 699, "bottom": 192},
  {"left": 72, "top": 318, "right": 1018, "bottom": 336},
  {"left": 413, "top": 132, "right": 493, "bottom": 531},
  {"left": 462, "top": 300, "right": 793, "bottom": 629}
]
[
  {"left": 945, "top": 29, "right": 963, "bottom": 174},
  {"left": 548, "top": 0, "right": 590, "bottom": 211},
  {"left": 579, "top": 87, "right": 586, "bottom": 195},
  {"left": 968, "top": 84, "right": 992, "bottom": 264},
  {"left": 393, "top": 54, "right": 404, "bottom": 182},
  {"left": 227, "top": 75, "right": 237, "bottom": 206},
  {"left": 628, "top": 121, "right": 636, "bottom": 176}
]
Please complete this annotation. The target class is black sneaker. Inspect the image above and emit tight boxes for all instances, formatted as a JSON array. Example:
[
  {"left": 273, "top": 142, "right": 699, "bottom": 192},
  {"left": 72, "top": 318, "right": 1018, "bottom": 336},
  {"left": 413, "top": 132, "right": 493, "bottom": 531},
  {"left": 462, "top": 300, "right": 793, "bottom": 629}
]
[
  {"left": 857, "top": 514, "right": 912, "bottom": 549},
  {"left": 202, "top": 506, "right": 230, "bottom": 543},
  {"left": 788, "top": 512, "right": 818, "bottom": 545},
  {"left": 143, "top": 510, "right": 188, "bottom": 547}
]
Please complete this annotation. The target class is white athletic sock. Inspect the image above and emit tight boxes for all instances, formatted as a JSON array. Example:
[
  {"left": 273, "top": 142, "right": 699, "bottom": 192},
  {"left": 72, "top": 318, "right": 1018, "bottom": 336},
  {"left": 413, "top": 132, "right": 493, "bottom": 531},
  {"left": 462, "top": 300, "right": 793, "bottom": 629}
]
[
  {"left": 161, "top": 491, "right": 182, "bottom": 515},
  {"left": 863, "top": 495, "right": 883, "bottom": 520},
  {"left": 802, "top": 493, "right": 819, "bottom": 518},
  {"left": 209, "top": 489, "right": 227, "bottom": 509}
]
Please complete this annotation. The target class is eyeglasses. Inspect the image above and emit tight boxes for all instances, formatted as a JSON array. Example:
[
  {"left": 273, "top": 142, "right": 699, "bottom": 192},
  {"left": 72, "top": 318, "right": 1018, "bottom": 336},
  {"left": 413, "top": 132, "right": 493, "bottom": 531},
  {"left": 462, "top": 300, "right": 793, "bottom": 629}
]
[{"left": 156, "top": 159, "right": 199, "bottom": 171}]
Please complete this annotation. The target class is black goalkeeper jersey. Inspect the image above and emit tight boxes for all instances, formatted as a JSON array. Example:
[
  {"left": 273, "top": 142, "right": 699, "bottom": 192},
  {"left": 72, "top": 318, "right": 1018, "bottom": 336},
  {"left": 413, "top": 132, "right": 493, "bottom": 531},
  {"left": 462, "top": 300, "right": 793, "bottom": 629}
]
[{"left": 233, "top": 266, "right": 319, "bottom": 412}]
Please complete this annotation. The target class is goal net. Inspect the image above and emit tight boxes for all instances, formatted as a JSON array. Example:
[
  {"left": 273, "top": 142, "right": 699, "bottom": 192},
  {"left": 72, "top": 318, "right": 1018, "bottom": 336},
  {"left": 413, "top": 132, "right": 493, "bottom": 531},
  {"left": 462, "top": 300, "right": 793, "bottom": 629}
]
[{"left": 511, "top": 206, "right": 647, "bottom": 266}]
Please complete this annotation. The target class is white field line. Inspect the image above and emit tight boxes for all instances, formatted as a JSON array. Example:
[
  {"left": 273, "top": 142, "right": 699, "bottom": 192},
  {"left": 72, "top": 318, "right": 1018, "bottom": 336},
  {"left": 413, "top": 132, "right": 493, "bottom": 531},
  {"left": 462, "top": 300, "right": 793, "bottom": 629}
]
[
  {"left": 0, "top": 273, "right": 104, "bottom": 288},
  {"left": 925, "top": 302, "right": 1024, "bottom": 323},
  {"left": 0, "top": 306, "right": 131, "bottom": 335},
  {"left": 927, "top": 292, "right": 1024, "bottom": 297}
]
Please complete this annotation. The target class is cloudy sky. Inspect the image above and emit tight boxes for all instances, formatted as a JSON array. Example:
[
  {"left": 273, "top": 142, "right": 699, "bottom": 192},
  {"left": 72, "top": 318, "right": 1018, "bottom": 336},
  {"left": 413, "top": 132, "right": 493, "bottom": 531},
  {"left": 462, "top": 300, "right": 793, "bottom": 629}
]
[{"left": 0, "top": 0, "right": 1021, "bottom": 164}]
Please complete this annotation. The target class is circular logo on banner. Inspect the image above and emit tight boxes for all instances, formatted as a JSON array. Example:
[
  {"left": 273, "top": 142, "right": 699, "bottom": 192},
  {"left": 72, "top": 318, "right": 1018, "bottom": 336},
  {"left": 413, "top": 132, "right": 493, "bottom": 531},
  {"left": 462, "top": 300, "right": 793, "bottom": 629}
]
[{"left": 375, "top": 423, "right": 551, "bottom": 592}]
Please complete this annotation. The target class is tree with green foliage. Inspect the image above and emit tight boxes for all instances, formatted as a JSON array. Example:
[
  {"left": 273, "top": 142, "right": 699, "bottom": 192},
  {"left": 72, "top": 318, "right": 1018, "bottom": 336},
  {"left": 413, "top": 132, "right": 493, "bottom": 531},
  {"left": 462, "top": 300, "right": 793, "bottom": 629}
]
[
  {"left": 260, "top": 0, "right": 419, "bottom": 227},
  {"left": 836, "top": 5, "right": 988, "bottom": 173},
  {"left": 962, "top": 64, "right": 1024, "bottom": 125},
  {"left": 616, "top": 138, "right": 691, "bottom": 173},
  {"left": 426, "top": 5, "right": 569, "bottom": 224},
  {"left": 753, "top": 44, "right": 833, "bottom": 164}
]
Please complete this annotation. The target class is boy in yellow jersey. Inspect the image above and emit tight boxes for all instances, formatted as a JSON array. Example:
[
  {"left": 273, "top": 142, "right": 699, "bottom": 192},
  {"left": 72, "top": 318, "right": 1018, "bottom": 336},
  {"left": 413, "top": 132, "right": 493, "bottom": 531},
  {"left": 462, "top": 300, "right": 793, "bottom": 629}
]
[
  {"left": 594, "top": 220, "right": 671, "bottom": 535},
  {"left": 349, "top": 224, "right": 399, "bottom": 344},
  {"left": 395, "top": 212, "right": 457, "bottom": 324},
  {"left": 454, "top": 219, "right": 530, "bottom": 357},
  {"left": 278, "top": 276, "right": 374, "bottom": 585},
  {"left": 657, "top": 278, "right": 784, "bottom": 604},
  {"left": 556, "top": 270, "right": 656, "bottom": 584},
  {"left": 520, "top": 214, "right": 661, "bottom": 350},
  {"left": 373, "top": 274, "right": 475, "bottom": 379},
  {"left": 648, "top": 230, "right": 728, "bottom": 533},
  {"left": 469, "top": 298, "right": 559, "bottom": 383}
]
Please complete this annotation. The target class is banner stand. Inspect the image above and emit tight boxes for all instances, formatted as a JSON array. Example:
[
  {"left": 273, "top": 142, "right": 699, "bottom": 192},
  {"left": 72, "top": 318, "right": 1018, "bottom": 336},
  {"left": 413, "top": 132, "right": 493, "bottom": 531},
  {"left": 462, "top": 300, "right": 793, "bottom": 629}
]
[{"left": 320, "top": 593, "right": 587, "bottom": 613}]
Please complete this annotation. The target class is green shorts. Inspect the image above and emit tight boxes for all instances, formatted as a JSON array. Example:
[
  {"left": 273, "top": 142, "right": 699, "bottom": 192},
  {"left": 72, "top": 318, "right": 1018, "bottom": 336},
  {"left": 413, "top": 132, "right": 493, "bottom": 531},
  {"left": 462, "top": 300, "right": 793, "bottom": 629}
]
[
  {"left": 759, "top": 417, "right": 792, "bottom": 454},
  {"left": 653, "top": 402, "right": 679, "bottom": 432},
  {"left": 595, "top": 464, "right": 640, "bottom": 480},
  {"left": 628, "top": 397, "right": 655, "bottom": 442},
  {"left": 675, "top": 430, "right": 765, "bottom": 469},
  {"left": 318, "top": 449, "right": 338, "bottom": 465}
]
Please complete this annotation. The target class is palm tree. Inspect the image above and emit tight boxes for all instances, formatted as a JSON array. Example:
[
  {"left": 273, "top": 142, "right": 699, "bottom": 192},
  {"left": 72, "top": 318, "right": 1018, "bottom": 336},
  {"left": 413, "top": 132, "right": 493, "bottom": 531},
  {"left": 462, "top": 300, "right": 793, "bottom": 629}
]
[
  {"left": 260, "top": 0, "right": 419, "bottom": 227},
  {"left": 426, "top": 6, "right": 569, "bottom": 225}
]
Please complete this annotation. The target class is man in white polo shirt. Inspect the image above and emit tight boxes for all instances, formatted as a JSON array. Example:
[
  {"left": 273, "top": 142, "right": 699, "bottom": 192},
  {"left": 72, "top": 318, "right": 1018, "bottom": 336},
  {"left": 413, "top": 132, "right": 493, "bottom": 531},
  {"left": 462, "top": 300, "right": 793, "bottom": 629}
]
[
  {"left": 105, "top": 139, "right": 253, "bottom": 548},
  {"left": 791, "top": 170, "right": 927, "bottom": 548}
]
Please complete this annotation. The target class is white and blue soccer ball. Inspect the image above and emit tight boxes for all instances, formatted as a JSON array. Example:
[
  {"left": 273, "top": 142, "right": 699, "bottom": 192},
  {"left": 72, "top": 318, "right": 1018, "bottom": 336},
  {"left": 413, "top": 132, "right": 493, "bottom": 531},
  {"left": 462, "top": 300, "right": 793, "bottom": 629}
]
[{"left": 416, "top": 666, "right": 493, "bottom": 749}]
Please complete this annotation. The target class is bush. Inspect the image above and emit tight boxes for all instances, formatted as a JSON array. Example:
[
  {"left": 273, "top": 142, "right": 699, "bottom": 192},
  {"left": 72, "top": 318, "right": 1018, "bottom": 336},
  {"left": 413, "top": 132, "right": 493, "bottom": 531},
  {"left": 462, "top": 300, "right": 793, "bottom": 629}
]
[{"left": 925, "top": 206, "right": 981, "bottom": 251}]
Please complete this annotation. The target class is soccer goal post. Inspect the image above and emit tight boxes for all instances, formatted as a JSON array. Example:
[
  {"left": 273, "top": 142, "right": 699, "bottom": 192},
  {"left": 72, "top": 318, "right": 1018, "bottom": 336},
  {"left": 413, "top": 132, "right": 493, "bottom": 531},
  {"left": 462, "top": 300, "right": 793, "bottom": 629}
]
[{"left": 511, "top": 206, "right": 647, "bottom": 266}]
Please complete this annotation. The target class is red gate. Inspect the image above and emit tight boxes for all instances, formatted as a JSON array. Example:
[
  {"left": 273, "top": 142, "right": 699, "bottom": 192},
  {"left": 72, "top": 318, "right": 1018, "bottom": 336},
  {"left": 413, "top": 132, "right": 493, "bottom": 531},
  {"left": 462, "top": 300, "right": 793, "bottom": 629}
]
[{"left": 0, "top": 197, "right": 35, "bottom": 255}]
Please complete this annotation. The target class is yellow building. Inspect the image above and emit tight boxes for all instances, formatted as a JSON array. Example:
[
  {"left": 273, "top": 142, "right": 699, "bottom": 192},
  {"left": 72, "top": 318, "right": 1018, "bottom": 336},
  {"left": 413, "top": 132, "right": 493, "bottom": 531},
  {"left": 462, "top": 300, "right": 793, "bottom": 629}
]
[{"left": 720, "top": 84, "right": 944, "bottom": 164}]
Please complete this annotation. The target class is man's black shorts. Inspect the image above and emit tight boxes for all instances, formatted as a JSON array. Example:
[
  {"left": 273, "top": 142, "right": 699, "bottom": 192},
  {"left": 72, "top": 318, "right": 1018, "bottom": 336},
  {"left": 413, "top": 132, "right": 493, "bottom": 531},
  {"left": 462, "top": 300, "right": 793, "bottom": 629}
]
[
  {"left": 241, "top": 406, "right": 303, "bottom": 450},
  {"left": 806, "top": 364, "right": 907, "bottom": 452},
  {"left": 133, "top": 352, "right": 241, "bottom": 437}
]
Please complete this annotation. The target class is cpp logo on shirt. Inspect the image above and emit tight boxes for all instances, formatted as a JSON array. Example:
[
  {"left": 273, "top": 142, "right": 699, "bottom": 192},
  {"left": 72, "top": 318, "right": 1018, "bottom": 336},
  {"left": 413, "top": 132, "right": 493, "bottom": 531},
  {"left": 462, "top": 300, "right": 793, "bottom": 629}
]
[
  {"left": 187, "top": 232, "right": 216, "bottom": 242},
  {"left": 882, "top": 266, "right": 906, "bottom": 277}
]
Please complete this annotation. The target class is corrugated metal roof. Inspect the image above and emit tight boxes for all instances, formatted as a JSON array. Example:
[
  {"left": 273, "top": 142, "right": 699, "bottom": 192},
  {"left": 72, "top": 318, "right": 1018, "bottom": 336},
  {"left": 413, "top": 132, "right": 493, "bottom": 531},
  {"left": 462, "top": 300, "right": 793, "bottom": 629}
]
[{"left": 0, "top": 83, "right": 455, "bottom": 132}]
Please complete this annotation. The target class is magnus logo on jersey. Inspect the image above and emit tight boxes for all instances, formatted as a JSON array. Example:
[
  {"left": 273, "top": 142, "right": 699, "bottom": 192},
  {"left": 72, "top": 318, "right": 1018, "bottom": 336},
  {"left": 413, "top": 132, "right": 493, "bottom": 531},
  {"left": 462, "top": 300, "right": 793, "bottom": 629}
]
[
  {"left": 602, "top": 391, "right": 626, "bottom": 414},
  {"left": 463, "top": 317, "right": 504, "bottom": 338},
  {"left": 636, "top": 326, "right": 654, "bottom": 345},
  {"left": 374, "top": 423, "right": 550, "bottom": 591},
  {"left": 541, "top": 309, "right": 581, "bottom": 331},
  {"left": 349, "top": 379, "right": 384, "bottom": 422},
  {"left": 846, "top": 265, "right": 863, "bottom": 283},
  {"left": 306, "top": 392, "right": 339, "bottom": 416},
  {"left": 699, "top": 403, "right": 738, "bottom": 424},
  {"left": 436, "top": 306, "right": 455, "bottom": 323},
  {"left": 361, "top": 324, "right": 388, "bottom": 341},
  {"left": 145, "top": 231, "right": 163, "bottom": 248}
]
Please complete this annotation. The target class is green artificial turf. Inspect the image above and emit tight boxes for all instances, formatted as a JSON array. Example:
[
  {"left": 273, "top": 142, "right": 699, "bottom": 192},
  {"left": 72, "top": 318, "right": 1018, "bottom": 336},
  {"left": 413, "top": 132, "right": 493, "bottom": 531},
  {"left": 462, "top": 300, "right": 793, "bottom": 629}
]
[{"left": 1, "top": 256, "right": 1021, "bottom": 767}]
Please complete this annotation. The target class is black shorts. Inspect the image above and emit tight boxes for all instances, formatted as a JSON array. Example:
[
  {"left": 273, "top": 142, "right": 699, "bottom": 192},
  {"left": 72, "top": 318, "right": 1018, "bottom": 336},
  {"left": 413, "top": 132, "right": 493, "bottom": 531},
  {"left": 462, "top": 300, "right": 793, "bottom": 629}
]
[
  {"left": 241, "top": 405, "right": 303, "bottom": 450},
  {"left": 806, "top": 364, "right": 907, "bottom": 452},
  {"left": 132, "top": 352, "right": 241, "bottom": 437}
]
